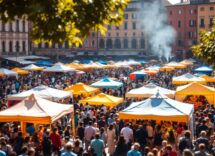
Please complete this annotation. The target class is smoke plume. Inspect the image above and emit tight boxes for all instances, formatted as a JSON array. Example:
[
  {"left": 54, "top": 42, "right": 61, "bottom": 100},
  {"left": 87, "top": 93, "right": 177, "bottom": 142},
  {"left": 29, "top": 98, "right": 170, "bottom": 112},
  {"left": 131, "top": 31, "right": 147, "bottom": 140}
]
[{"left": 141, "top": 0, "right": 176, "bottom": 61}]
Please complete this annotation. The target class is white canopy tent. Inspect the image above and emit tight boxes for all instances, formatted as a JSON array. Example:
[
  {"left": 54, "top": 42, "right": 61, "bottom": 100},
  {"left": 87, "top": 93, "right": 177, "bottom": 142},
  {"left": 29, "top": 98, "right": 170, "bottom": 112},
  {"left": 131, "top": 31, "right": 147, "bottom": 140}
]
[
  {"left": 23, "top": 64, "right": 44, "bottom": 71},
  {"left": 0, "top": 68, "right": 18, "bottom": 77},
  {"left": 43, "top": 63, "right": 75, "bottom": 72},
  {"left": 126, "top": 83, "right": 175, "bottom": 98},
  {"left": 7, "top": 85, "right": 71, "bottom": 101}
]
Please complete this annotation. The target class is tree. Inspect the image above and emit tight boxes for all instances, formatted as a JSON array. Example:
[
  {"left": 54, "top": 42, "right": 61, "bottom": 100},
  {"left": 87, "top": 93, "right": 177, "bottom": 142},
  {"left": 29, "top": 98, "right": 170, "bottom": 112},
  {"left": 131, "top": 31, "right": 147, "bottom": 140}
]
[
  {"left": 192, "top": 20, "right": 215, "bottom": 68},
  {"left": 0, "top": 0, "right": 129, "bottom": 46}
]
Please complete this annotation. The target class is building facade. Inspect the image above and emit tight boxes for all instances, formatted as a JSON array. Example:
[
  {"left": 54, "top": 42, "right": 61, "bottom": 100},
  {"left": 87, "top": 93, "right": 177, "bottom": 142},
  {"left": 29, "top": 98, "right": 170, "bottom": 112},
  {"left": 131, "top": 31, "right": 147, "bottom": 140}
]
[
  {"left": 166, "top": 2, "right": 198, "bottom": 58},
  {"left": 34, "top": 0, "right": 171, "bottom": 57},
  {"left": 166, "top": 0, "right": 215, "bottom": 58},
  {"left": 197, "top": 2, "right": 215, "bottom": 41},
  {"left": 0, "top": 18, "right": 31, "bottom": 57}
]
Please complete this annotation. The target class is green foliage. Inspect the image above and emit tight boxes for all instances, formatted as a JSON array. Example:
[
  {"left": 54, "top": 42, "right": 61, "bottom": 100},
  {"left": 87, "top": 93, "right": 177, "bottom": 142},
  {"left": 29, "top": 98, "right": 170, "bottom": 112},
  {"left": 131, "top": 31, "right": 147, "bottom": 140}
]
[
  {"left": 0, "top": 0, "right": 129, "bottom": 45},
  {"left": 192, "top": 20, "right": 215, "bottom": 68}
]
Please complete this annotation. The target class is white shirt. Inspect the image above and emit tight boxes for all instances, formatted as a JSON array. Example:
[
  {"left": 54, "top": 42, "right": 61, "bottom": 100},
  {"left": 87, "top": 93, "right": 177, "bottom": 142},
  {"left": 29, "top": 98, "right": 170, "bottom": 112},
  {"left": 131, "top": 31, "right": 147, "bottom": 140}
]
[{"left": 120, "top": 127, "right": 133, "bottom": 143}]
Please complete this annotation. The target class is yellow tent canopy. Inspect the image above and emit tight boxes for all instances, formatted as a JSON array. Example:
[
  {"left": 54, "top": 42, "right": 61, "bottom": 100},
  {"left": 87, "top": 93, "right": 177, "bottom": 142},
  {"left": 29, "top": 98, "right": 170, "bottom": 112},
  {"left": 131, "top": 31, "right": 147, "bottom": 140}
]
[
  {"left": 175, "top": 82, "right": 215, "bottom": 105},
  {"left": 65, "top": 83, "right": 100, "bottom": 97},
  {"left": 200, "top": 75, "right": 215, "bottom": 83},
  {"left": 172, "top": 73, "right": 206, "bottom": 85},
  {"left": 0, "top": 72, "right": 5, "bottom": 76},
  {"left": 119, "top": 93, "right": 194, "bottom": 122},
  {"left": 79, "top": 93, "right": 124, "bottom": 107},
  {"left": 12, "top": 68, "right": 29, "bottom": 75},
  {"left": 159, "top": 66, "right": 175, "bottom": 72}
]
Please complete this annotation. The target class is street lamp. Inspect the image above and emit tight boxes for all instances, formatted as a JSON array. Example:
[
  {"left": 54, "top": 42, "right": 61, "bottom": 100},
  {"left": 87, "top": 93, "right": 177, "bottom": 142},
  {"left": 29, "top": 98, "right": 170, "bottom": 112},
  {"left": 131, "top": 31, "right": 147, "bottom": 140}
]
[{"left": 15, "top": 42, "right": 20, "bottom": 63}]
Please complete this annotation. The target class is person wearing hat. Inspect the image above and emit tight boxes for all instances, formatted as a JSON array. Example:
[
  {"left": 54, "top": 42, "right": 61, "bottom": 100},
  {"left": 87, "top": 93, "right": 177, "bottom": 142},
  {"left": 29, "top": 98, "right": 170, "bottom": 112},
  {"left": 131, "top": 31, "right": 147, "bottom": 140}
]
[{"left": 127, "top": 142, "right": 142, "bottom": 156}]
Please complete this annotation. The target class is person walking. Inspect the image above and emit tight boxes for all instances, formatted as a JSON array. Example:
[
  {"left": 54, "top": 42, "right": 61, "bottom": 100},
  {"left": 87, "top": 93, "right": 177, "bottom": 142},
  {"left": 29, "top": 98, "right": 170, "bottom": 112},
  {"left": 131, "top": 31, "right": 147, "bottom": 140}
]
[
  {"left": 90, "top": 133, "right": 105, "bottom": 156},
  {"left": 107, "top": 124, "right": 116, "bottom": 156}
]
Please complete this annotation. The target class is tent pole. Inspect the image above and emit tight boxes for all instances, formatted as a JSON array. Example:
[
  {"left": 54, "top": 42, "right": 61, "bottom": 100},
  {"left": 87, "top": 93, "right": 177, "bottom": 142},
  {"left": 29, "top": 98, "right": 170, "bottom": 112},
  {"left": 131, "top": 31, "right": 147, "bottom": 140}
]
[{"left": 20, "top": 122, "right": 26, "bottom": 136}]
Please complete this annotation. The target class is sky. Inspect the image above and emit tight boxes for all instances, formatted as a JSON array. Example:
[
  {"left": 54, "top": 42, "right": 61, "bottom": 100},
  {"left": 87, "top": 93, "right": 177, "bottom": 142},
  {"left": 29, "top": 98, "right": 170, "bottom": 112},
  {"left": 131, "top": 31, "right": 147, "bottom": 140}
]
[{"left": 168, "top": 0, "right": 181, "bottom": 4}]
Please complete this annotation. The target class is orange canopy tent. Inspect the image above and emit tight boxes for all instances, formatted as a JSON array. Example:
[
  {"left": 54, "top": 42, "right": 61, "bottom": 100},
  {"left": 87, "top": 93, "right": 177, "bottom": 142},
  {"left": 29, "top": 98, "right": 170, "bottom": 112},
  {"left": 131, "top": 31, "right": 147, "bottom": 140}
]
[
  {"left": 65, "top": 83, "right": 100, "bottom": 97},
  {"left": 159, "top": 66, "right": 175, "bottom": 72},
  {"left": 0, "top": 72, "right": 5, "bottom": 76},
  {"left": 175, "top": 82, "right": 215, "bottom": 105},
  {"left": 79, "top": 93, "right": 123, "bottom": 107},
  {"left": 12, "top": 68, "right": 29, "bottom": 75},
  {"left": 0, "top": 94, "right": 73, "bottom": 133},
  {"left": 200, "top": 75, "right": 215, "bottom": 83}
]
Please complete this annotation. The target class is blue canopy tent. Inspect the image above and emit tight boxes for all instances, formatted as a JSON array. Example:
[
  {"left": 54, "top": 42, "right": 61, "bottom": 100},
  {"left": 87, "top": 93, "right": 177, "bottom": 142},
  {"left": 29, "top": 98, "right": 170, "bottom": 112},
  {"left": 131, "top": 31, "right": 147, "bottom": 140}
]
[
  {"left": 138, "top": 59, "right": 148, "bottom": 64},
  {"left": 91, "top": 78, "right": 123, "bottom": 89},
  {"left": 35, "top": 60, "right": 53, "bottom": 67},
  {"left": 80, "top": 59, "right": 93, "bottom": 64},
  {"left": 98, "top": 60, "right": 107, "bottom": 65},
  {"left": 193, "top": 66, "right": 213, "bottom": 75},
  {"left": 130, "top": 70, "right": 148, "bottom": 80},
  {"left": 119, "top": 92, "right": 194, "bottom": 123}
]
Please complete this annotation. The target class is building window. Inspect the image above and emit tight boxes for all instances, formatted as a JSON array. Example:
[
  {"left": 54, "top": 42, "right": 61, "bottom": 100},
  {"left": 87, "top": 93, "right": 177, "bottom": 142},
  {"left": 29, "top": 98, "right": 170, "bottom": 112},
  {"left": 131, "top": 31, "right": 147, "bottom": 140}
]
[
  {"left": 116, "top": 32, "right": 119, "bottom": 37},
  {"left": 108, "top": 33, "right": 111, "bottom": 37},
  {"left": 140, "top": 38, "right": 145, "bottom": 49},
  {"left": 92, "top": 32, "right": 95, "bottom": 37},
  {"left": 38, "top": 43, "right": 42, "bottom": 48},
  {"left": 209, "top": 17, "right": 213, "bottom": 27},
  {"left": 22, "top": 20, "right": 25, "bottom": 32},
  {"left": 2, "top": 22, "right": 5, "bottom": 32},
  {"left": 116, "top": 26, "right": 119, "bottom": 30},
  {"left": 133, "top": 32, "right": 136, "bottom": 36},
  {"left": 178, "top": 10, "right": 182, "bottom": 14},
  {"left": 188, "top": 32, "right": 193, "bottom": 39},
  {"left": 108, "top": 25, "right": 111, "bottom": 30},
  {"left": 65, "top": 40, "right": 69, "bottom": 48},
  {"left": 178, "top": 40, "right": 182, "bottom": 46},
  {"left": 178, "top": 20, "right": 181, "bottom": 28},
  {"left": 200, "top": 7, "right": 204, "bottom": 11},
  {"left": 92, "top": 40, "right": 95, "bottom": 48},
  {"left": 2, "top": 41, "right": 5, "bottom": 53},
  {"left": 9, "top": 22, "right": 13, "bottom": 32},
  {"left": 99, "top": 39, "right": 105, "bottom": 48},
  {"left": 200, "top": 18, "right": 205, "bottom": 27},
  {"left": 52, "top": 43, "right": 55, "bottom": 48},
  {"left": 16, "top": 41, "right": 20, "bottom": 52},
  {"left": 131, "top": 13, "right": 137, "bottom": 19},
  {"left": 123, "top": 39, "right": 128, "bottom": 49},
  {"left": 210, "top": 7, "right": 214, "bottom": 11},
  {"left": 9, "top": 41, "right": 13, "bottom": 52},
  {"left": 16, "top": 19, "right": 19, "bottom": 32},
  {"left": 22, "top": 41, "right": 26, "bottom": 52},
  {"left": 124, "top": 32, "right": 127, "bottom": 37},
  {"left": 106, "top": 39, "right": 112, "bottom": 49},
  {"left": 169, "top": 10, "right": 172, "bottom": 15},
  {"left": 45, "top": 42, "right": 49, "bottom": 48},
  {"left": 132, "top": 22, "right": 136, "bottom": 29},
  {"left": 124, "top": 22, "right": 128, "bottom": 30},
  {"left": 124, "top": 13, "right": 128, "bottom": 19},
  {"left": 132, "top": 39, "right": 137, "bottom": 49},
  {"left": 141, "top": 32, "right": 144, "bottom": 36},
  {"left": 58, "top": 43, "right": 62, "bottom": 48},
  {"left": 189, "top": 20, "right": 195, "bottom": 27},
  {"left": 189, "top": 9, "right": 193, "bottom": 14},
  {"left": 114, "top": 39, "right": 121, "bottom": 49}
]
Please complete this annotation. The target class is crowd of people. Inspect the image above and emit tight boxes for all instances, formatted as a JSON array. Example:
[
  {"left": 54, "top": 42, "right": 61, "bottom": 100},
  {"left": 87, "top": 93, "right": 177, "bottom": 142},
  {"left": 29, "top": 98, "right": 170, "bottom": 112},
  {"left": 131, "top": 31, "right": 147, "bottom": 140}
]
[{"left": 0, "top": 60, "right": 214, "bottom": 156}]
